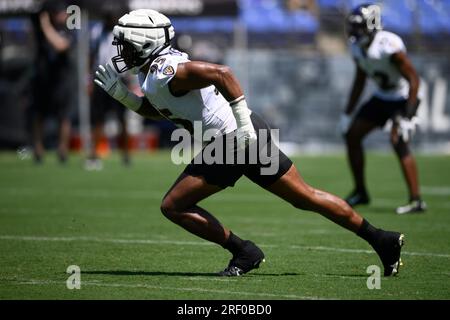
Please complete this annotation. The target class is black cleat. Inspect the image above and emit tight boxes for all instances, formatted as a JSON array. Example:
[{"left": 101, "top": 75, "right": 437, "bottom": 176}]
[
  {"left": 396, "top": 200, "right": 427, "bottom": 215},
  {"left": 374, "top": 232, "right": 405, "bottom": 276},
  {"left": 218, "top": 241, "right": 265, "bottom": 277},
  {"left": 345, "top": 190, "right": 370, "bottom": 207}
]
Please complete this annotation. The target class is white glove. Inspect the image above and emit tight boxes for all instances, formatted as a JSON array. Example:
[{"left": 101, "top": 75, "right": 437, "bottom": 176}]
[
  {"left": 397, "top": 116, "right": 419, "bottom": 143},
  {"left": 94, "top": 64, "right": 141, "bottom": 111},
  {"left": 236, "top": 124, "right": 258, "bottom": 151},
  {"left": 339, "top": 114, "right": 352, "bottom": 135},
  {"left": 230, "top": 97, "right": 257, "bottom": 150}
]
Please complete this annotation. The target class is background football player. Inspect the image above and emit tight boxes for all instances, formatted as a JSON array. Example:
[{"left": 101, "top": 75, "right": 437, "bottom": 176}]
[
  {"left": 94, "top": 9, "right": 405, "bottom": 277},
  {"left": 86, "top": 8, "right": 131, "bottom": 171},
  {"left": 341, "top": 4, "right": 426, "bottom": 215},
  {"left": 30, "top": 1, "right": 74, "bottom": 164}
]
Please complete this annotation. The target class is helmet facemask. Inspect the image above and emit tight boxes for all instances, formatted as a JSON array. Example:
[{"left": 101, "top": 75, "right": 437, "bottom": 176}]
[
  {"left": 111, "top": 38, "right": 149, "bottom": 74},
  {"left": 347, "top": 20, "right": 372, "bottom": 46}
]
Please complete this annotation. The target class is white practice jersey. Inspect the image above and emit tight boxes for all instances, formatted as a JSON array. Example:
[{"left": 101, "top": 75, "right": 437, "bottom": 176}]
[
  {"left": 138, "top": 48, "right": 237, "bottom": 136},
  {"left": 350, "top": 30, "right": 409, "bottom": 101}
]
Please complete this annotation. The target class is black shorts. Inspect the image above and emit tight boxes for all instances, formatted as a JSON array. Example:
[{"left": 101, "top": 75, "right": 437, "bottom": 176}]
[
  {"left": 184, "top": 112, "right": 293, "bottom": 189},
  {"left": 355, "top": 96, "right": 409, "bottom": 127}
]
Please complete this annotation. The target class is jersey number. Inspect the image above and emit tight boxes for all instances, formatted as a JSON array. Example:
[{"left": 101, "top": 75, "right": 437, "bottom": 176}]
[{"left": 159, "top": 109, "right": 194, "bottom": 134}]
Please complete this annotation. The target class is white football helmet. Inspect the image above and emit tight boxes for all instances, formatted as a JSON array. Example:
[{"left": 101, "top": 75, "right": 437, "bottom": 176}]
[{"left": 111, "top": 9, "right": 175, "bottom": 74}]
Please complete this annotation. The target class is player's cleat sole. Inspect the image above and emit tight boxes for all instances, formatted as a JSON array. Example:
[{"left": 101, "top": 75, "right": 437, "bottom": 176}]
[
  {"left": 218, "top": 258, "right": 265, "bottom": 276},
  {"left": 218, "top": 241, "right": 265, "bottom": 277},
  {"left": 345, "top": 190, "right": 370, "bottom": 207},
  {"left": 376, "top": 233, "right": 405, "bottom": 276},
  {"left": 396, "top": 200, "right": 427, "bottom": 215}
]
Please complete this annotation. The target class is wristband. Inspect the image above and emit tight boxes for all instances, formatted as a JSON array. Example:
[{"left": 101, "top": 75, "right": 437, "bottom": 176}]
[
  {"left": 230, "top": 96, "right": 252, "bottom": 128},
  {"left": 120, "top": 91, "right": 143, "bottom": 112}
]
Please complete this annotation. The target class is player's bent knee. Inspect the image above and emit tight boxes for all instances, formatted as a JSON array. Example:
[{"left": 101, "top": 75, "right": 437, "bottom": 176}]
[
  {"left": 160, "top": 196, "right": 194, "bottom": 223},
  {"left": 160, "top": 197, "right": 177, "bottom": 220}
]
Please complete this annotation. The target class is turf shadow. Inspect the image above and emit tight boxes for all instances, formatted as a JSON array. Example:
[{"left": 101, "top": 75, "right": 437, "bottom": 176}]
[
  {"left": 245, "top": 272, "right": 305, "bottom": 277},
  {"left": 82, "top": 270, "right": 305, "bottom": 277},
  {"left": 323, "top": 273, "right": 368, "bottom": 278},
  {"left": 82, "top": 270, "right": 219, "bottom": 277}
]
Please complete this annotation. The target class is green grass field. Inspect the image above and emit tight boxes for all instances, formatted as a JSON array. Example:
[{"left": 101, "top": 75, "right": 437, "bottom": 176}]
[{"left": 0, "top": 151, "right": 449, "bottom": 300}]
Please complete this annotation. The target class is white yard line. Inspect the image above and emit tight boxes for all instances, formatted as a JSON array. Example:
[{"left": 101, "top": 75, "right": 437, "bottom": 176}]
[
  {"left": 1, "top": 234, "right": 449, "bottom": 258},
  {"left": 289, "top": 245, "right": 450, "bottom": 258},
  {"left": 6, "top": 278, "right": 327, "bottom": 300},
  {"left": 422, "top": 186, "right": 450, "bottom": 196},
  {"left": 0, "top": 187, "right": 274, "bottom": 202},
  {"left": 0, "top": 235, "right": 214, "bottom": 247}
]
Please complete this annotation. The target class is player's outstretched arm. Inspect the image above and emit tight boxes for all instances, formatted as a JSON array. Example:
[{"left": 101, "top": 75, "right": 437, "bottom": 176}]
[
  {"left": 94, "top": 64, "right": 163, "bottom": 120},
  {"left": 136, "top": 99, "right": 164, "bottom": 120},
  {"left": 391, "top": 52, "right": 420, "bottom": 118}
]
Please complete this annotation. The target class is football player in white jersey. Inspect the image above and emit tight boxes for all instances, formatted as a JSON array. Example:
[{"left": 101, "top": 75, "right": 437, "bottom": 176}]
[
  {"left": 95, "top": 9, "right": 405, "bottom": 276},
  {"left": 341, "top": 4, "right": 426, "bottom": 214}
]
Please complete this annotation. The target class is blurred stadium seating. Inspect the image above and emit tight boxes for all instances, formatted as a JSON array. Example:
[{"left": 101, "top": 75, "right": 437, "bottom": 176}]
[
  {"left": 239, "top": 0, "right": 318, "bottom": 33},
  {"left": 170, "top": 0, "right": 450, "bottom": 36}
]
